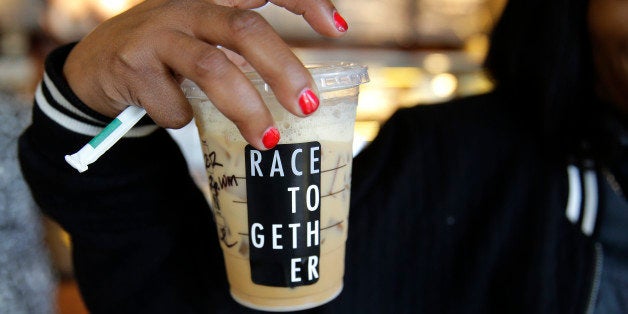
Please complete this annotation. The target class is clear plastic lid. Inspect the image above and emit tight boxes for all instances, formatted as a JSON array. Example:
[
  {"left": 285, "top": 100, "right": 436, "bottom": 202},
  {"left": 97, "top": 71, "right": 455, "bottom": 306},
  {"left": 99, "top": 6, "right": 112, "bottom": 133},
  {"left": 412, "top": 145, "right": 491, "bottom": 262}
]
[{"left": 181, "top": 63, "right": 369, "bottom": 99}]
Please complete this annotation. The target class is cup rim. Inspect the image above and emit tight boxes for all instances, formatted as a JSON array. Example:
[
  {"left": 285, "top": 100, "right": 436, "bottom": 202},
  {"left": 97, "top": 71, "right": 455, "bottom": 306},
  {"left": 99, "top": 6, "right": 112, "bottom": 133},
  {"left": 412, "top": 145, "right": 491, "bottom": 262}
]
[{"left": 181, "top": 63, "right": 369, "bottom": 99}]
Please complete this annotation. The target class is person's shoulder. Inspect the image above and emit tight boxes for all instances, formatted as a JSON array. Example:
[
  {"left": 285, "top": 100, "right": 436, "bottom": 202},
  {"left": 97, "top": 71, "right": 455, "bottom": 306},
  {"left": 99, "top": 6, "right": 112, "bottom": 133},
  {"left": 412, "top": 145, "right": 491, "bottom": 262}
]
[
  {"left": 354, "top": 92, "right": 510, "bottom": 165},
  {"left": 393, "top": 91, "right": 505, "bottom": 124},
  {"left": 389, "top": 91, "right": 527, "bottom": 140}
]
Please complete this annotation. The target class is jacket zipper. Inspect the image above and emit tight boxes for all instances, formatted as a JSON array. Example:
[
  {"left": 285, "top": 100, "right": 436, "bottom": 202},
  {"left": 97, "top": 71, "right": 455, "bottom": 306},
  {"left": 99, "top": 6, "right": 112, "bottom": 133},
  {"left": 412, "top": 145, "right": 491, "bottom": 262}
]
[{"left": 584, "top": 242, "right": 603, "bottom": 314}]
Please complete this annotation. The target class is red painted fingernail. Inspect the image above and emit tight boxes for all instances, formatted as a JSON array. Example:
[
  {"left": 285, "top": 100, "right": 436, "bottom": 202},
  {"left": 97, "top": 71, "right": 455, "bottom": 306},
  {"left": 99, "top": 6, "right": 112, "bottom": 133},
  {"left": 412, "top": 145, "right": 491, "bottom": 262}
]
[
  {"left": 299, "top": 88, "right": 319, "bottom": 115},
  {"left": 333, "top": 11, "right": 348, "bottom": 33},
  {"left": 262, "top": 127, "right": 280, "bottom": 149}
]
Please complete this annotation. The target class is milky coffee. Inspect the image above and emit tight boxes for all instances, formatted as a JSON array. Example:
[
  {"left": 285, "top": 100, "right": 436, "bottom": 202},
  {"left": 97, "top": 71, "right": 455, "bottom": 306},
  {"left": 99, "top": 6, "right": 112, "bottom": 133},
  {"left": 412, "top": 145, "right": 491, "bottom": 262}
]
[{"left": 184, "top": 64, "right": 368, "bottom": 311}]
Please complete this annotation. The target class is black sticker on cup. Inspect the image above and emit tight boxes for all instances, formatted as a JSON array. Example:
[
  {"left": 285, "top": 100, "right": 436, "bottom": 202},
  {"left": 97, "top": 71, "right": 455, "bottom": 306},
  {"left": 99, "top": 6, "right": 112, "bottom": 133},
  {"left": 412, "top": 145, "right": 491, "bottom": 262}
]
[{"left": 245, "top": 142, "right": 321, "bottom": 287}]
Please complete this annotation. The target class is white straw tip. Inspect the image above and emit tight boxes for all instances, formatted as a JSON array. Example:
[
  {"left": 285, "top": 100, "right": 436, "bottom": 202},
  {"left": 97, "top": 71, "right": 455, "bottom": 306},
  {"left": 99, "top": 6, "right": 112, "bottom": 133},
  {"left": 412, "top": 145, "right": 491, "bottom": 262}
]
[{"left": 65, "top": 154, "right": 88, "bottom": 173}]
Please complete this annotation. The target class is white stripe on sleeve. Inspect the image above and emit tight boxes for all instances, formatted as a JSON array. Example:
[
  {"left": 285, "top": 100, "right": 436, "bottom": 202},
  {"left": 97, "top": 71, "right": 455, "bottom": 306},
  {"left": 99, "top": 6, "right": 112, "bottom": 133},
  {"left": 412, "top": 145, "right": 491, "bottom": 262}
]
[
  {"left": 35, "top": 82, "right": 158, "bottom": 137},
  {"left": 565, "top": 165, "right": 582, "bottom": 224}
]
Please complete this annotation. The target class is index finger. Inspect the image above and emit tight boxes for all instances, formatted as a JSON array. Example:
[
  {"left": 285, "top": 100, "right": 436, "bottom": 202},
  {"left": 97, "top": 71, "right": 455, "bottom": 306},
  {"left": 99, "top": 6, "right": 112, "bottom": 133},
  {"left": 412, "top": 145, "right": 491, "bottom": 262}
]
[
  {"left": 212, "top": 0, "right": 348, "bottom": 36},
  {"left": 268, "top": 0, "right": 348, "bottom": 36},
  {"left": 157, "top": 31, "right": 280, "bottom": 150},
  {"left": 192, "top": 7, "right": 321, "bottom": 119}
]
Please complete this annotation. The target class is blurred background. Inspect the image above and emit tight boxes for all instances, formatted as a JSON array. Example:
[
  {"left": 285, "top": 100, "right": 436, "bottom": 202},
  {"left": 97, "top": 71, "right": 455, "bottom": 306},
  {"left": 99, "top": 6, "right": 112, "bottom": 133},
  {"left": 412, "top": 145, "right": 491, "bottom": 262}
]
[{"left": 0, "top": 0, "right": 505, "bottom": 312}]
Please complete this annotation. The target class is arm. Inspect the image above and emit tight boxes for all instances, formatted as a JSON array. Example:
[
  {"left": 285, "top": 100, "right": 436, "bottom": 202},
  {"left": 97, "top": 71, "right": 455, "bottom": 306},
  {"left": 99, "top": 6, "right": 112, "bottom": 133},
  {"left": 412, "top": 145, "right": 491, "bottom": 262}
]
[
  {"left": 19, "top": 42, "right": 218, "bottom": 312},
  {"left": 63, "top": 0, "right": 348, "bottom": 150},
  {"left": 19, "top": 1, "right": 348, "bottom": 311}
]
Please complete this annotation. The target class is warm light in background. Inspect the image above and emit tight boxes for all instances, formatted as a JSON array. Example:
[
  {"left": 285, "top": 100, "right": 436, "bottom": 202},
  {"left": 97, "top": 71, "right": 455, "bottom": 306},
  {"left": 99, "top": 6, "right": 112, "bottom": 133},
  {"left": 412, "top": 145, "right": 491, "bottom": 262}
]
[
  {"left": 91, "top": 0, "right": 138, "bottom": 19},
  {"left": 431, "top": 73, "right": 458, "bottom": 98},
  {"left": 44, "top": 0, "right": 136, "bottom": 42},
  {"left": 48, "top": 0, "right": 90, "bottom": 18},
  {"left": 380, "top": 67, "right": 423, "bottom": 88},
  {"left": 423, "top": 53, "right": 452, "bottom": 74},
  {"left": 464, "top": 33, "right": 490, "bottom": 63}
]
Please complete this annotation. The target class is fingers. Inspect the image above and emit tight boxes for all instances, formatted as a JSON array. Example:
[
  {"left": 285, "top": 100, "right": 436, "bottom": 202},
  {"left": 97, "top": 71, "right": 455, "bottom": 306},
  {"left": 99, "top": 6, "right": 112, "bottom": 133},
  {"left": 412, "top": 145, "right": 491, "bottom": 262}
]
[
  {"left": 191, "top": 7, "right": 321, "bottom": 119},
  {"left": 130, "top": 71, "right": 194, "bottom": 130},
  {"left": 211, "top": 0, "right": 268, "bottom": 9},
  {"left": 268, "top": 0, "right": 348, "bottom": 36},
  {"left": 157, "top": 31, "right": 278, "bottom": 150},
  {"left": 64, "top": 0, "right": 346, "bottom": 151},
  {"left": 217, "top": 46, "right": 254, "bottom": 72},
  {"left": 212, "top": 0, "right": 348, "bottom": 37}
]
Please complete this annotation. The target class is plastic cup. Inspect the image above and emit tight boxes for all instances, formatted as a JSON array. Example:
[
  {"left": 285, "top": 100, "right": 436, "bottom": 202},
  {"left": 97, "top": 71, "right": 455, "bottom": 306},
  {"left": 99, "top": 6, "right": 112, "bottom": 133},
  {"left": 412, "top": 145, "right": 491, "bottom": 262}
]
[{"left": 182, "top": 64, "right": 369, "bottom": 311}]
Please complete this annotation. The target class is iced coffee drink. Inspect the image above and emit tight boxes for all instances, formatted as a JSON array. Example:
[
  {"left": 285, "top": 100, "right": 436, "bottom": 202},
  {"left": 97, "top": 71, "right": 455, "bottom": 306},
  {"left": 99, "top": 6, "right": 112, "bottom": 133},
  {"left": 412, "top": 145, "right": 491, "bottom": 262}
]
[{"left": 183, "top": 64, "right": 368, "bottom": 311}]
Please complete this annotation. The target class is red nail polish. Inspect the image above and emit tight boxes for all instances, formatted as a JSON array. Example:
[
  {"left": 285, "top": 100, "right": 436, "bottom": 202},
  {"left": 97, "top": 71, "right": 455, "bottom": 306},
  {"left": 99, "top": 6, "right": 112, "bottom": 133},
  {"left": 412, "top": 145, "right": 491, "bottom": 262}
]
[
  {"left": 299, "top": 89, "right": 319, "bottom": 115},
  {"left": 262, "top": 127, "right": 280, "bottom": 149},
  {"left": 333, "top": 11, "right": 348, "bottom": 33}
]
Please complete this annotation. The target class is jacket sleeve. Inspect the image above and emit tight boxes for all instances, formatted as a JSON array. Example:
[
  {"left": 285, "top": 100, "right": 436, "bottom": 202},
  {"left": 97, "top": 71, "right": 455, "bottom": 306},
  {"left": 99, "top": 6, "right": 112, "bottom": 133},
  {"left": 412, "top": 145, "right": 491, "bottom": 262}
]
[
  {"left": 16, "top": 42, "right": 202, "bottom": 234},
  {"left": 17, "top": 43, "right": 234, "bottom": 313}
]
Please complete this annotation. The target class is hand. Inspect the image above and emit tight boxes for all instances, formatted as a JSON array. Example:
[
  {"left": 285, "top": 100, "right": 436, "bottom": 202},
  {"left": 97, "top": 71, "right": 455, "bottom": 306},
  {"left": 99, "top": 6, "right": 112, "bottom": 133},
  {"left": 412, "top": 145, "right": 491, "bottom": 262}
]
[{"left": 63, "top": 0, "right": 349, "bottom": 149}]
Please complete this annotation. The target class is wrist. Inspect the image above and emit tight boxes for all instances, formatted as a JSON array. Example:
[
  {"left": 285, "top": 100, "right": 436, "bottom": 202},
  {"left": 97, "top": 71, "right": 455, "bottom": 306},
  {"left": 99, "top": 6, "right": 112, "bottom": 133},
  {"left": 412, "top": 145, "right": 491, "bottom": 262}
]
[
  {"left": 47, "top": 43, "right": 115, "bottom": 123},
  {"left": 35, "top": 43, "right": 157, "bottom": 137},
  {"left": 63, "top": 43, "right": 122, "bottom": 118}
]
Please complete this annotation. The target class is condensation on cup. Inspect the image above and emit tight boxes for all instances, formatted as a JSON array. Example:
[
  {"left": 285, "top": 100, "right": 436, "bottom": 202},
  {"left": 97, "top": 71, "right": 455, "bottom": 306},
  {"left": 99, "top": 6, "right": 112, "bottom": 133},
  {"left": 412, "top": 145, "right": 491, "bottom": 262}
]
[{"left": 182, "top": 64, "right": 369, "bottom": 312}]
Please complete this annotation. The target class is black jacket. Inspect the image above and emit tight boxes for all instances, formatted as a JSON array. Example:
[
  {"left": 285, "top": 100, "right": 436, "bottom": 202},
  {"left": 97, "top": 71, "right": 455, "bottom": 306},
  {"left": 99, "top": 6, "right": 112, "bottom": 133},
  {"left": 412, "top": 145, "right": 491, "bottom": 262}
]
[
  {"left": 19, "top": 44, "right": 599, "bottom": 313},
  {"left": 338, "top": 93, "right": 599, "bottom": 313}
]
